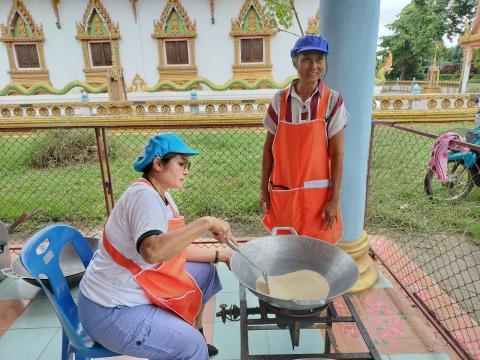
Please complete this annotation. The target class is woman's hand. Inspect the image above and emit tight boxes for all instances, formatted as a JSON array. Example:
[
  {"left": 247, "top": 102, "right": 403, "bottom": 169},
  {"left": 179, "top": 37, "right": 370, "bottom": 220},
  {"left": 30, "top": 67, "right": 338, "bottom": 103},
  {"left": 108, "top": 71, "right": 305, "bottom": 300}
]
[
  {"left": 320, "top": 200, "right": 339, "bottom": 229},
  {"left": 218, "top": 248, "right": 233, "bottom": 269},
  {"left": 259, "top": 190, "right": 270, "bottom": 213},
  {"left": 205, "top": 217, "right": 232, "bottom": 243}
]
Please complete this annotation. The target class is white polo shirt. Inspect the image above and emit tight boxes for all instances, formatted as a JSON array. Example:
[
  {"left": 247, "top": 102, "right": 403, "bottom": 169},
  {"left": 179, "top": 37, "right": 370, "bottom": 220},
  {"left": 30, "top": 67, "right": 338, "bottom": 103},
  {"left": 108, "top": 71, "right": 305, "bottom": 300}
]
[
  {"left": 80, "top": 181, "right": 177, "bottom": 307},
  {"left": 263, "top": 80, "right": 349, "bottom": 138}
]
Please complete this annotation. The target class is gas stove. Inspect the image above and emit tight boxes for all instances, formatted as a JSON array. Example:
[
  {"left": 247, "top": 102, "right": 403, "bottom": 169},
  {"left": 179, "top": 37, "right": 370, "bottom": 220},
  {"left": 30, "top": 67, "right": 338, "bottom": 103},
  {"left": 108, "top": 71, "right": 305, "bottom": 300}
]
[{"left": 216, "top": 283, "right": 381, "bottom": 360}]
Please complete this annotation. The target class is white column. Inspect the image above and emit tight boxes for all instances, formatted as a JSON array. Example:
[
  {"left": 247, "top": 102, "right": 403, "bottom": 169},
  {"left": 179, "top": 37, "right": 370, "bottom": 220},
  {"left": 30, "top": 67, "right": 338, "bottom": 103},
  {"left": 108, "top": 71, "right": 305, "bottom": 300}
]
[
  {"left": 320, "top": 0, "right": 380, "bottom": 292},
  {"left": 460, "top": 47, "right": 472, "bottom": 93}
]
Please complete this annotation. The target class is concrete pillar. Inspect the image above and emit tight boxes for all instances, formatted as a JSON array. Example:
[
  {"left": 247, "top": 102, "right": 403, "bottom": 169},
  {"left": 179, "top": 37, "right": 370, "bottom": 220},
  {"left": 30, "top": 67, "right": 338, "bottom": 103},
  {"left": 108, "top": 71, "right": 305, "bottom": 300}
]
[
  {"left": 460, "top": 47, "right": 472, "bottom": 93},
  {"left": 319, "top": 0, "right": 380, "bottom": 292}
]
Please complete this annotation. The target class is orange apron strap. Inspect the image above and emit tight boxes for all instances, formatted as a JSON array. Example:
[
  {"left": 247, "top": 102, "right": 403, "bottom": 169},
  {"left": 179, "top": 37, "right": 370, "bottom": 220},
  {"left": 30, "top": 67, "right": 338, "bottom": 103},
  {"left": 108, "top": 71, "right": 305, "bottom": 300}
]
[
  {"left": 278, "top": 89, "right": 289, "bottom": 122},
  {"left": 317, "top": 86, "right": 331, "bottom": 121},
  {"left": 102, "top": 231, "right": 142, "bottom": 274}
]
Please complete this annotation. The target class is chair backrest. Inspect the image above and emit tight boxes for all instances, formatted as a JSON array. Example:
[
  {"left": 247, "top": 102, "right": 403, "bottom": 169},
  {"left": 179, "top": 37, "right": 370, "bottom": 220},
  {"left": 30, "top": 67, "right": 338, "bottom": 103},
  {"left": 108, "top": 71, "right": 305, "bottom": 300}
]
[{"left": 20, "top": 224, "right": 95, "bottom": 351}]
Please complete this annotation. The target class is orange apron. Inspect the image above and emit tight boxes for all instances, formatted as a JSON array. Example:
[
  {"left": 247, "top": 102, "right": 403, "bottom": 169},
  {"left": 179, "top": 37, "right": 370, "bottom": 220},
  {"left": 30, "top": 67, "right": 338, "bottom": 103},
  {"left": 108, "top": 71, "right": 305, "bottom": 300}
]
[
  {"left": 262, "top": 85, "right": 343, "bottom": 243},
  {"left": 102, "top": 178, "right": 202, "bottom": 326}
]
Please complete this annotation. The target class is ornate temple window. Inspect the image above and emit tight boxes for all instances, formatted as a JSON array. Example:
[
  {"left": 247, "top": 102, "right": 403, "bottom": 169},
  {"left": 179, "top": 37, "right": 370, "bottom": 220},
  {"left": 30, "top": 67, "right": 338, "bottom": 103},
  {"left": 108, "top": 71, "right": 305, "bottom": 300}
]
[
  {"left": 231, "top": 0, "right": 276, "bottom": 83},
  {"left": 152, "top": 0, "right": 198, "bottom": 84},
  {"left": 0, "top": 0, "right": 50, "bottom": 87},
  {"left": 75, "top": 0, "right": 121, "bottom": 85}
]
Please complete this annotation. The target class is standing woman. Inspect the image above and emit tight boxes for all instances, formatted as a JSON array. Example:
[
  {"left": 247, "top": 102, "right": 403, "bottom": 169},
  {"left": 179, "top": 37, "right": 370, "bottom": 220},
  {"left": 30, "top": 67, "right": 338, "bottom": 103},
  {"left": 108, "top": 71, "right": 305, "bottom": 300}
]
[
  {"left": 78, "top": 133, "right": 232, "bottom": 359},
  {"left": 260, "top": 35, "right": 350, "bottom": 243}
]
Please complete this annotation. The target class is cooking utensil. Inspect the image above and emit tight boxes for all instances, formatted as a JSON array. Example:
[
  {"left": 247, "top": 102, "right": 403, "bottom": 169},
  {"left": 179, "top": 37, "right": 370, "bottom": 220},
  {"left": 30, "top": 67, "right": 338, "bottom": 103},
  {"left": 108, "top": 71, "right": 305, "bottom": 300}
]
[
  {"left": 1, "top": 236, "right": 99, "bottom": 288},
  {"left": 227, "top": 238, "right": 270, "bottom": 292},
  {"left": 230, "top": 227, "right": 359, "bottom": 311}
]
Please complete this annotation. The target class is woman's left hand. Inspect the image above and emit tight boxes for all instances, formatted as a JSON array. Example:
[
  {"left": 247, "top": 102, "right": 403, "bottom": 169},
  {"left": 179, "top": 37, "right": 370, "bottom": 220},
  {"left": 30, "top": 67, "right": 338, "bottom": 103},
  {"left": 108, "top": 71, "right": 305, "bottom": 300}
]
[
  {"left": 218, "top": 248, "right": 233, "bottom": 270},
  {"left": 320, "top": 200, "right": 339, "bottom": 229}
]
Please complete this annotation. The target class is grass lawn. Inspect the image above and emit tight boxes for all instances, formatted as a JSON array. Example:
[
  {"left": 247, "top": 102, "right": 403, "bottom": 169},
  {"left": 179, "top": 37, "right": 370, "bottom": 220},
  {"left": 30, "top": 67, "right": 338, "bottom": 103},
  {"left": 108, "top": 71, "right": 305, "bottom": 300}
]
[{"left": 0, "top": 124, "right": 478, "bottom": 244}]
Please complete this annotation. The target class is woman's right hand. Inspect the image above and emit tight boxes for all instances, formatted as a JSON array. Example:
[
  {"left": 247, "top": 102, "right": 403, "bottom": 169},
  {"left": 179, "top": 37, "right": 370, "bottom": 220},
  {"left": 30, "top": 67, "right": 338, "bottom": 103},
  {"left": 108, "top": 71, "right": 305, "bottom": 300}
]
[
  {"left": 204, "top": 217, "right": 232, "bottom": 243},
  {"left": 259, "top": 190, "right": 270, "bottom": 213}
]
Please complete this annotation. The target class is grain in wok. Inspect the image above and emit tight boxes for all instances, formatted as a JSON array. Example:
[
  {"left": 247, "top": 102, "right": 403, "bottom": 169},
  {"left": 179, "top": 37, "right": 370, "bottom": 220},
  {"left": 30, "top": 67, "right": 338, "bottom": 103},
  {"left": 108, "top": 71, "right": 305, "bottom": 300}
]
[{"left": 255, "top": 269, "right": 330, "bottom": 300}]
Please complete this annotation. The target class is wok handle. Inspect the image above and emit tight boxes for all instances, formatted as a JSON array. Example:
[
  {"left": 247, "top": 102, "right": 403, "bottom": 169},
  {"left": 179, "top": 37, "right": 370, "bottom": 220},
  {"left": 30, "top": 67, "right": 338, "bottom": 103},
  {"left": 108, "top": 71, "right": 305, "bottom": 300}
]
[{"left": 271, "top": 227, "right": 298, "bottom": 236}]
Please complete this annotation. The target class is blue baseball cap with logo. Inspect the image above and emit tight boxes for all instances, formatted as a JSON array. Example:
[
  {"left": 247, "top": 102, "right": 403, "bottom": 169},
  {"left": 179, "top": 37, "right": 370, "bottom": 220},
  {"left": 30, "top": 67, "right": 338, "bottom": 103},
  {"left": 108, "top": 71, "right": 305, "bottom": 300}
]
[
  {"left": 290, "top": 35, "right": 329, "bottom": 58},
  {"left": 133, "top": 133, "right": 200, "bottom": 172}
]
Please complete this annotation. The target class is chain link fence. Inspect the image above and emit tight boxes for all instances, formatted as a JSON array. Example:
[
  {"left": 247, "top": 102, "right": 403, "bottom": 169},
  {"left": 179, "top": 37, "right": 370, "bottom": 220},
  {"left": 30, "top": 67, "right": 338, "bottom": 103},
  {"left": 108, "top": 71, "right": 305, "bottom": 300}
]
[
  {"left": 2, "top": 121, "right": 480, "bottom": 357},
  {"left": 0, "top": 126, "right": 268, "bottom": 251},
  {"left": 367, "top": 120, "right": 480, "bottom": 359}
]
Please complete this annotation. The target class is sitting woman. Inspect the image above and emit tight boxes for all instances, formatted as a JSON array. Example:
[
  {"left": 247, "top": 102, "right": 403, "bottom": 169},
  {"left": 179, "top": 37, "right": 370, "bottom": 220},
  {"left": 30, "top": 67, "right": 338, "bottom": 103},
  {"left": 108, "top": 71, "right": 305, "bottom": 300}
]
[{"left": 78, "top": 133, "right": 232, "bottom": 360}]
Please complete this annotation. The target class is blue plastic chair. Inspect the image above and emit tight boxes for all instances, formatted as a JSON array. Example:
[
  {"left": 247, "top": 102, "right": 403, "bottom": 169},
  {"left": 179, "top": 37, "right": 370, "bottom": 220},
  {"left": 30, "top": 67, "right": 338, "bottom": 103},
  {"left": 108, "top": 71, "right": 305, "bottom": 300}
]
[{"left": 20, "top": 224, "right": 119, "bottom": 360}]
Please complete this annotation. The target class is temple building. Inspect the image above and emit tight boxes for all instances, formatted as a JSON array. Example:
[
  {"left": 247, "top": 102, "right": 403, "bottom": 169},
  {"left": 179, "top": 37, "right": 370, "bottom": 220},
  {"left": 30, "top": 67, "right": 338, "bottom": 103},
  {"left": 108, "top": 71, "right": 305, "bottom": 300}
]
[{"left": 0, "top": 0, "right": 320, "bottom": 96}]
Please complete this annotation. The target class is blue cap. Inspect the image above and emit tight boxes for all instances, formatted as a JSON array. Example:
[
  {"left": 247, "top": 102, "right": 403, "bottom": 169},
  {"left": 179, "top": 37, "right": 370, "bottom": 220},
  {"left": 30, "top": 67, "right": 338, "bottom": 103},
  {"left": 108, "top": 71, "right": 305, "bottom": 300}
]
[
  {"left": 290, "top": 35, "right": 329, "bottom": 58},
  {"left": 133, "top": 133, "right": 199, "bottom": 172}
]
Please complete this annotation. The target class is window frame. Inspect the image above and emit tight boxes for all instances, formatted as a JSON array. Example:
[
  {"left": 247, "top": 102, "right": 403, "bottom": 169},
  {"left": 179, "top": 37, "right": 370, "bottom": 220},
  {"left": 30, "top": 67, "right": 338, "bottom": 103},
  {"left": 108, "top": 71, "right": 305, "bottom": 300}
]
[
  {"left": 163, "top": 39, "right": 190, "bottom": 66},
  {"left": 239, "top": 37, "right": 265, "bottom": 64},
  {"left": 88, "top": 40, "right": 113, "bottom": 68},
  {"left": 12, "top": 42, "right": 41, "bottom": 70}
]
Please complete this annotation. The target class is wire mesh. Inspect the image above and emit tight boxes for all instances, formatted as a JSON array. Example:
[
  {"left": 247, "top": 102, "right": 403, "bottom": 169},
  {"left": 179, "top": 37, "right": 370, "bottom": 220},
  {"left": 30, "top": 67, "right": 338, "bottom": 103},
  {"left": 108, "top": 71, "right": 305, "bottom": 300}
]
[
  {"left": 367, "top": 121, "right": 480, "bottom": 359},
  {"left": 0, "top": 126, "right": 269, "bottom": 251},
  {"left": 0, "top": 128, "right": 107, "bottom": 249}
]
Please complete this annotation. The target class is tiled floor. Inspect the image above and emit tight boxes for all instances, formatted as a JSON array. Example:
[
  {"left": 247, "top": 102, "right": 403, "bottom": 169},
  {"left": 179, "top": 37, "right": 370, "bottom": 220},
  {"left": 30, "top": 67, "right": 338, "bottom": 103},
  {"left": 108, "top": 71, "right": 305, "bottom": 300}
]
[{"left": 0, "top": 257, "right": 468, "bottom": 360}]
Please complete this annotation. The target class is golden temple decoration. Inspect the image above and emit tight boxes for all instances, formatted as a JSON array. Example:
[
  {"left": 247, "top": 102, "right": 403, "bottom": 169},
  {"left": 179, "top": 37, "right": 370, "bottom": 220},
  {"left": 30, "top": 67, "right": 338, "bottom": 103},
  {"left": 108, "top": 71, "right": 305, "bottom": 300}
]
[
  {"left": 76, "top": 0, "right": 120, "bottom": 40},
  {"left": 51, "top": 0, "right": 61, "bottom": 29},
  {"left": 0, "top": 0, "right": 50, "bottom": 89},
  {"left": 1, "top": 0, "right": 44, "bottom": 41},
  {"left": 130, "top": 0, "right": 139, "bottom": 23},
  {"left": 153, "top": 0, "right": 197, "bottom": 38},
  {"left": 306, "top": 9, "right": 319, "bottom": 35},
  {"left": 75, "top": 0, "right": 121, "bottom": 85},
  {"left": 129, "top": 73, "right": 148, "bottom": 92},
  {"left": 230, "top": 0, "right": 276, "bottom": 85},
  {"left": 231, "top": 0, "right": 275, "bottom": 36},
  {"left": 152, "top": 0, "right": 198, "bottom": 86}
]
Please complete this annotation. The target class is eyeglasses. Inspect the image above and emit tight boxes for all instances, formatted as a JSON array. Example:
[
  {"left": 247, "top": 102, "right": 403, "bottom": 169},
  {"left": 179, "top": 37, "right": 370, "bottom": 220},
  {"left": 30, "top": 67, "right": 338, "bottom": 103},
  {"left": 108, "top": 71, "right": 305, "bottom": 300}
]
[{"left": 182, "top": 160, "right": 191, "bottom": 170}]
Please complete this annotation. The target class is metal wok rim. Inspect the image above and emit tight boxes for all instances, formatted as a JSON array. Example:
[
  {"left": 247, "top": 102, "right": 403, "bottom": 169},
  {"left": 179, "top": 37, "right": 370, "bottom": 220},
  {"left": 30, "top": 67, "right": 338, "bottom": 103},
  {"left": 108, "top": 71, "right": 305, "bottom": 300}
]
[{"left": 230, "top": 234, "right": 359, "bottom": 310}]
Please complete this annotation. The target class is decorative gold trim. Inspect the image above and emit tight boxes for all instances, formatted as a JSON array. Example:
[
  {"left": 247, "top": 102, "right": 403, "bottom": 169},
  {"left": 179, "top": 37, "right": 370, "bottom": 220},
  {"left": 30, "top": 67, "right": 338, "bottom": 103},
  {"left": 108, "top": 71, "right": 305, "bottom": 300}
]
[
  {"left": 337, "top": 231, "right": 379, "bottom": 293},
  {"left": 231, "top": 0, "right": 276, "bottom": 36},
  {"left": 306, "top": 9, "right": 319, "bottom": 35},
  {"left": 75, "top": 0, "right": 121, "bottom": 85},
  {"left": 130, "top": 73, "right": 148, "bottom": 92},
  {"left": 51, "top": 0, "right": 61, "bottom": 29},
  {"left": 152, "top": 0, "right": 198, "bottom": 85},
  {"left": 130, "top": 0, "right": 138, "bottom": 23},
  {"left": 153, "top": 0, "right": 197, "bottom": 38},
  {"left": 230, "top": 0, "right": 276, "bottom": 85},
  {"left": 0, "top": 0, "right": 50, "bottom": 88}
]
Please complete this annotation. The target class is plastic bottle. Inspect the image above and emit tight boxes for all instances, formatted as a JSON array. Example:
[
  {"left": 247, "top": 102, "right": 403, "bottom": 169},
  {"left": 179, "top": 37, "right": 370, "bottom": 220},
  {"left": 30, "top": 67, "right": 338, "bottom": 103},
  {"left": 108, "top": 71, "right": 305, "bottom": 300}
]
[
  {"left": 190, "top": 89, "right": 199, "bottom": 114},
  {"left": 190, "top": 89, "right": 197, "bottom": 101},
  {"left": 81, "top": 90, "right": 89, "bottom": 102}
]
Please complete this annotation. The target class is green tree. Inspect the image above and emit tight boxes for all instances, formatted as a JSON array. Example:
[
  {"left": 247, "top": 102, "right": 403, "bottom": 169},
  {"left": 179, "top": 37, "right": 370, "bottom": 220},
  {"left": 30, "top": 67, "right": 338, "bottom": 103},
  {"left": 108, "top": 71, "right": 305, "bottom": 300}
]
[
  {"left": 379, "top": 0, "right": 475, "bottom": 80},
  {"left": 264, "top": 0, "right": 304, "bottom": 36}
]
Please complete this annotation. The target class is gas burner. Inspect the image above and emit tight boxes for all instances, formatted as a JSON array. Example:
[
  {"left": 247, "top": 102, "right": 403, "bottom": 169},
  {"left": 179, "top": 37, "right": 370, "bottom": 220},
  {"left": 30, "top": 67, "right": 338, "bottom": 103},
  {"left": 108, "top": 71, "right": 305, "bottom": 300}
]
[
  {"left": 217, "top": 283, "right": 382, "bottom": 360},
  {"left": 258, "top": 299, "right": 327, "bottom": 318}
]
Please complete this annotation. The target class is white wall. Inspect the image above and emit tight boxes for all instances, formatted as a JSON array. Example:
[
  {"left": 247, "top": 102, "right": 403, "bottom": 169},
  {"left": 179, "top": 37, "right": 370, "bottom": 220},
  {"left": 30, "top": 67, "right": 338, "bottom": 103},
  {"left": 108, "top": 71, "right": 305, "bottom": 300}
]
[{"left": 0, "top": 0, "right": 318, "bottom": 92}]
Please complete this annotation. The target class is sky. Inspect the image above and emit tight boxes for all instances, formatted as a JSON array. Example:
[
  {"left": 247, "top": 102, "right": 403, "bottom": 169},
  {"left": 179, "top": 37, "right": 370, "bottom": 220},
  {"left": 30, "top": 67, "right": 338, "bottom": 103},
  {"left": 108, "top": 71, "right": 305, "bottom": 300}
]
[
  {"left": 378, "top": 0, "right": 457, "bottom": 47},
  {"left": 378, "top": 0, "right": 411, "bottom": 39}
]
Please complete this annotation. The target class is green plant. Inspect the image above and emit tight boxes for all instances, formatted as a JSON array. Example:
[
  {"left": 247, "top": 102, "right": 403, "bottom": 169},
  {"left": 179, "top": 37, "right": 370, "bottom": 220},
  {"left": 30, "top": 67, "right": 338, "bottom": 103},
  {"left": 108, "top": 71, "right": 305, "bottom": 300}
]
[{"left": 26, "top": 129, "right": 117, "bottom": 168}]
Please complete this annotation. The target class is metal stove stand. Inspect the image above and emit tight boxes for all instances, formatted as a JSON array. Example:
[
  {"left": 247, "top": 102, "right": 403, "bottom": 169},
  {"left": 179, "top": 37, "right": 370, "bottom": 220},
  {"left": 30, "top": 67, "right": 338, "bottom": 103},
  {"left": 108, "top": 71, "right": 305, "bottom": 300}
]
[{"left": 234, "top": 283, "right": 381, "bottom": 360}]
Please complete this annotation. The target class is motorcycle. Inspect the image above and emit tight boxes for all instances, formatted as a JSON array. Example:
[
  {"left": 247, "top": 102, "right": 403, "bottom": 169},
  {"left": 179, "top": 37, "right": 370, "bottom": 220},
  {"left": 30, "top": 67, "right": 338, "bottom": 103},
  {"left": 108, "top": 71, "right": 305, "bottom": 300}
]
[{"left": 424, "top": 106, "right": 480, "bottom": 201}]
